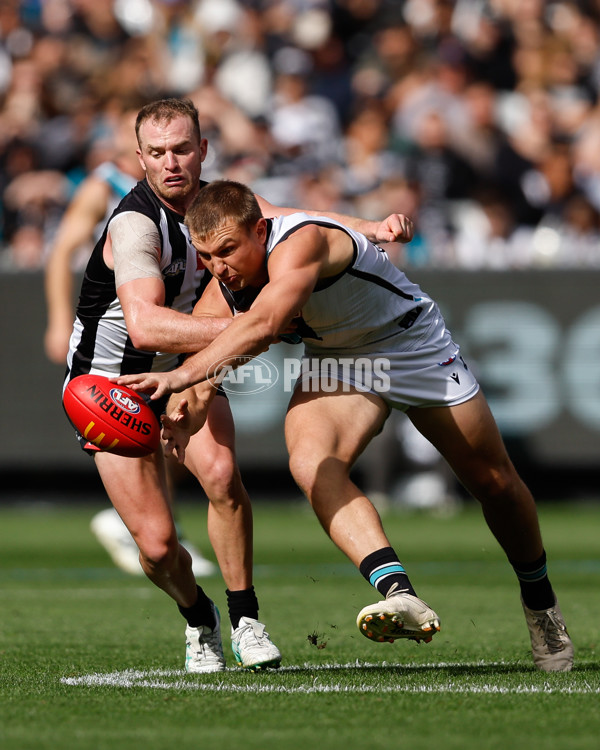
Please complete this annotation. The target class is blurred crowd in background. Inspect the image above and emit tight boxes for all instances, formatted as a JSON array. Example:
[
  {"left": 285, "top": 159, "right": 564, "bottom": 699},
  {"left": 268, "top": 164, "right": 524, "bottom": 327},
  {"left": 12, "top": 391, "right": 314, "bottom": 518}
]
[{"left": 2, "top": 0, "right": 600, "bottom": 272}]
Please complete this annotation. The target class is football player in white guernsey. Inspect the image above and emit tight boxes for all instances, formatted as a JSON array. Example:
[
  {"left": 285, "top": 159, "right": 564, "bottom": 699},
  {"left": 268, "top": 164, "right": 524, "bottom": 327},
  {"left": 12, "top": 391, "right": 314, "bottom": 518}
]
[
  {"left": 116, "top": 180, "right": 574, "bottom": 673},
  {"left": 64, "top": 100, "right": 417, "bottom": 674}
]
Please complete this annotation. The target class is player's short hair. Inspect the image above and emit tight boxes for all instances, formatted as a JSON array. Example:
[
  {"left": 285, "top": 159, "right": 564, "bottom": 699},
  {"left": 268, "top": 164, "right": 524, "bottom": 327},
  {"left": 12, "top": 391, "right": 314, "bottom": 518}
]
[
  {"left": 185, "top": 180, "right": 263, "bottom": 240},
  {"left": 135, "top": 98, "right": 201, "bottom": 146}
]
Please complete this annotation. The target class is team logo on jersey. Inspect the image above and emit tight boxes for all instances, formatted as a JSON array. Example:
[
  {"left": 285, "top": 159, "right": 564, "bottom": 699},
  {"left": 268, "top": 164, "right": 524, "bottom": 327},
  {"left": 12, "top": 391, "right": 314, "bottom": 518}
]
[
  {"left": 109, "top": 388, "right": 142, "bottom": 414},
  {"left": 163, "top": 259, "right": 186, "bottom": 276},
  {"left": 438, "top": 354, "right": 457, "bottom": 366}
]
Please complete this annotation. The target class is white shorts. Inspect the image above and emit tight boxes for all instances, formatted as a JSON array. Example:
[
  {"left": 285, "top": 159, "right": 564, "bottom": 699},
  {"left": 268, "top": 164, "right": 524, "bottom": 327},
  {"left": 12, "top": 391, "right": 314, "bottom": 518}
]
[{"left": 295, "top": 315, "right": 479, "bottom": 412}]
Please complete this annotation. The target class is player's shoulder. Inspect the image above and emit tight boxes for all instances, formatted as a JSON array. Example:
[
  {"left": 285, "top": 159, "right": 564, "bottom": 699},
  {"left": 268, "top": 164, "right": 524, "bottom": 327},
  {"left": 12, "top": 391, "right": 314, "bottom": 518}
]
[
  {"left": 268, "top": 212, "right": 322, "bottom": 241},
  {"left": 268, "top": 214, "right": 348, "bottom": 255},
  {"left": 111, "top": 179, "right": 158, "bottom": 221}
]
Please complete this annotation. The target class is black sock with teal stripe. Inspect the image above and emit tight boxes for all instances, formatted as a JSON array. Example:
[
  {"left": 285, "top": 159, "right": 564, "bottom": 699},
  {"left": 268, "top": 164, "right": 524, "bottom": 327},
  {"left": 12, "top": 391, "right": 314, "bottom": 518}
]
[
  {"left": 359, "top": 547, "right": 417, "bottom": 598},
  {"left": 510, "top": 550, "right": 555, "bottom": 610}
]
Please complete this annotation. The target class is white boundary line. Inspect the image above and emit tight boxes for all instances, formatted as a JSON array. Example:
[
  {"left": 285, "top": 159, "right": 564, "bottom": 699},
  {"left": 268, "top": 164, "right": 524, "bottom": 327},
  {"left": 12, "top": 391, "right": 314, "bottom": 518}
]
[{"left": 60, "top": 661, "right": 600, "bottom": 695}]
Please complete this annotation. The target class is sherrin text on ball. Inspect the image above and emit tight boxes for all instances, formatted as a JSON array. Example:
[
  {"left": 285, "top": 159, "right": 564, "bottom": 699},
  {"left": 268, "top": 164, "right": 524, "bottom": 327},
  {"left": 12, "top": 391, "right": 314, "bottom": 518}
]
[{"left": 63, "top": 374, "right": 160, "bottom": 457}]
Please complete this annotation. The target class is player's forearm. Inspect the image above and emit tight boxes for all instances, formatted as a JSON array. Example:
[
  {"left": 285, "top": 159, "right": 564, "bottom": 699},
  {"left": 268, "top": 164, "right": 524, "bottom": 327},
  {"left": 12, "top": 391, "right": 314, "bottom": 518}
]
[
  {"left": 300, "top": 208, "right": 379, "bottom": 240},
  {"left": 170, "top": 312, "right": 278, "bottom": 390},
  {"left": 45, "top": 282, "right": 74, "bottom": 325},
  {"left": 125, "top": 305, "right": 233, "bottom": 354},
  {"left": 263, "top": 199, "right": 413, "bottom": 244},
  {"left": 45, "top": 253, "right": 75, "bottom": 323},
  {"left": 113, "top": 313, "right": 279, "bottom": 399},
  {"left": 258, "top": 196, "right": 378, "bottom": 240}
]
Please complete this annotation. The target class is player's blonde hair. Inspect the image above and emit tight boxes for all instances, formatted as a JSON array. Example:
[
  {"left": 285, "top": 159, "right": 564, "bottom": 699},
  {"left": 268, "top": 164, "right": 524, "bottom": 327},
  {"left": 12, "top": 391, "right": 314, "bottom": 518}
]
[{"left": 185, "top": 180, "right": 263, "bottom": 240}]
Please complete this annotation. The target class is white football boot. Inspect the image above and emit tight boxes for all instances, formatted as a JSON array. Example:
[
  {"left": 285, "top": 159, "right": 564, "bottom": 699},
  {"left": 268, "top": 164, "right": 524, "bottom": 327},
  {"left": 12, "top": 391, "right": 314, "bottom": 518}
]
[
  {"left": 357, "top": 592, "right": 441, "bottom": 643},
  {"left": 521, "top": 597, "right": 574, "bottom": 672},
  {"left": 231, "top": 617, "right": 282, "bottom": 671},
  {"left": 185, "top": 603, "right": 226, "bottom": 673}
]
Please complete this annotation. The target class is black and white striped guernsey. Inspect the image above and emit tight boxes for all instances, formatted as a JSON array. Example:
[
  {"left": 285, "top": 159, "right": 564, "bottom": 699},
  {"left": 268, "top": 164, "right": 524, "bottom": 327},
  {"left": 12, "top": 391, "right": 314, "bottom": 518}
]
[{"left": 66, "top": 179, "right": 211, "bottom": 382}]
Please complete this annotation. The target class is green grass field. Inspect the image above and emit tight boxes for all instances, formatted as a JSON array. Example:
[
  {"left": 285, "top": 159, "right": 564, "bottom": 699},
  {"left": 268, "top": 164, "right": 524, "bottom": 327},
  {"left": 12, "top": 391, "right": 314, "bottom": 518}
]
[{"left": 1, "top": 499, "right": 599, "bottom": 750}]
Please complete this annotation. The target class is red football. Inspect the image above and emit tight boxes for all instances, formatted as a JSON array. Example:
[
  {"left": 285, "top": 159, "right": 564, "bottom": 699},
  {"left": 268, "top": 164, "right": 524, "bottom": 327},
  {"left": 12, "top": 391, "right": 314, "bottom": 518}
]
[{"left": 63, "top": 374, "right": 160, "bottom": 457}]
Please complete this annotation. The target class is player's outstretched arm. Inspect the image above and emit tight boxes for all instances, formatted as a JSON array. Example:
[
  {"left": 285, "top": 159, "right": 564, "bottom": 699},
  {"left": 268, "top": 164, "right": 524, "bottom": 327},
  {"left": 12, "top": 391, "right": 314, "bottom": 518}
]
[{"left": 256, "top": 195, "right": 414, "bottom": 244}]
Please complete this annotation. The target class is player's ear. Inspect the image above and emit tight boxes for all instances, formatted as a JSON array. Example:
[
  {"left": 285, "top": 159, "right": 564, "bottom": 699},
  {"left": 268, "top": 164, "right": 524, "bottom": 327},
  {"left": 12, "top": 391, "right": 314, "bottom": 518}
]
[
  {"left": 255, "top": 217, "right": 267, "bottom": 243},
  {"left": 199, "top": 138, "right": 208, "bottom": 163}
]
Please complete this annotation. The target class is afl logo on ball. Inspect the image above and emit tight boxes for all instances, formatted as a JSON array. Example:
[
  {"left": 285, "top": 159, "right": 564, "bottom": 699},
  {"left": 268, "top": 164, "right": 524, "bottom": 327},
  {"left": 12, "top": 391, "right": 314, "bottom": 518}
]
[{"left": 109, "top": 388, "right": 142, "bottom": 414}]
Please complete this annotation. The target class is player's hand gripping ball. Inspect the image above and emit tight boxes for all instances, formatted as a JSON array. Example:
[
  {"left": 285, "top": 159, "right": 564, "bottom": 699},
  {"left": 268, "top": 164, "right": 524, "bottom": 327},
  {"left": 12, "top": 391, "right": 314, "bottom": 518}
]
[{"left": 63, "top": 374, "right": 160, "bottom": 457}]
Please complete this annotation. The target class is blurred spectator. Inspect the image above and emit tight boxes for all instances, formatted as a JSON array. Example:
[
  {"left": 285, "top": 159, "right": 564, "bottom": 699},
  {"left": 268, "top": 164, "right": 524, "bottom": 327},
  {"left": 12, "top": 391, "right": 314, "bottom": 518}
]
[
  {"left": 452, "top": 188, "right": 536, "bottom": 269},
  {"left": 351, "top": 21, "right": 422, "bottom": 105},
  {"left": 340, "top": 99, "right": 403, "bottom": 198},
  {"left": 267, "top": 45, "right": 342, "bottom": 172},
  {"left": 571, "top": 111, "right": 600, "bottom": 212},
  {"left": 210, "top": 0, "right": 273, "bottom": 119},
  {"left": 1, "top": 164, "right": 68, "bottom": 270},
  {"left": 554, "top": 192, "right": 600, "bottom": 267}
]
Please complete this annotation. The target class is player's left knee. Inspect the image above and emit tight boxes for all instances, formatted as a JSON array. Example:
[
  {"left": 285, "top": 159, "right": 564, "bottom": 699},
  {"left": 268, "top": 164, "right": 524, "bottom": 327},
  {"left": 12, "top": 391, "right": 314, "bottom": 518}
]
[
  {"left": 138, "top": 533, "right": 179, "bottom": 573},
  {"left": 203, "top": 456, "right": 243, "bottom": 504},
  {"left": 188, "top": 442, "right": 236, "bottom": 494}
]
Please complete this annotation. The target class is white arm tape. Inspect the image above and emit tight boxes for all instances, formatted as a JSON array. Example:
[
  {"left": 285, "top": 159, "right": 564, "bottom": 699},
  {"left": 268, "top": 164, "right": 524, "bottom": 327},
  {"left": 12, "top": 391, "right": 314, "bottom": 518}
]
[{"left": 110, "top": 211, "right": 163, "bottom": 288}]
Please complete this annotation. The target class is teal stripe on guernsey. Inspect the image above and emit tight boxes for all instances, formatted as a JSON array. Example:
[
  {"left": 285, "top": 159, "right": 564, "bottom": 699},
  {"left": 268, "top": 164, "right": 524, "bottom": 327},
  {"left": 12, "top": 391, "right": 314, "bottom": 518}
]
[{"left": 369, "top": 564, "right": 405, "bottom": 587}]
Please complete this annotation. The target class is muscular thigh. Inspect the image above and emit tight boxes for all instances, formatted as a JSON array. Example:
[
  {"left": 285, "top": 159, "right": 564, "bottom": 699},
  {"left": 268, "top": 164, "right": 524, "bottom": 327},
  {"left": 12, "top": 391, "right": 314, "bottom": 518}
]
[
  {"left": 406, "top": 391, "right": 513, "bottom": 489},
  {"left": 285, "top": 383, "right": 389, "bottom": 467},
  {"left": 94, "top": 449, "right": 173, "bottom": 540}
]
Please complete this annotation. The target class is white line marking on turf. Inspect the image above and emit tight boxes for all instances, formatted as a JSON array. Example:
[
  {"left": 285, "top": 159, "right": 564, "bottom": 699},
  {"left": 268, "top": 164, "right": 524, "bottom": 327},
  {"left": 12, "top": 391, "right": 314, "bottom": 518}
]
[{"left": 60, "top": 662, "right": 600, "bottom": 695}]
